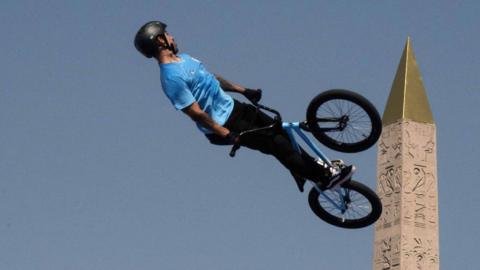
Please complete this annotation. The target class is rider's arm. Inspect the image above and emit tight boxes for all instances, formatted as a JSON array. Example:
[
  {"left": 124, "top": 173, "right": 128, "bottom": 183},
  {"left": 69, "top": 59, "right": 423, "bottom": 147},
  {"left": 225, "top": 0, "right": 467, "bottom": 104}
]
[
  {"left": 215, "top": 74, "right": 262, "bottom": 104},
  {"left": 182, "top": 102, "right": 230, "bottom": 137},
  {"left": 215, "top": 74, "right": 246, "bottom": 94}
]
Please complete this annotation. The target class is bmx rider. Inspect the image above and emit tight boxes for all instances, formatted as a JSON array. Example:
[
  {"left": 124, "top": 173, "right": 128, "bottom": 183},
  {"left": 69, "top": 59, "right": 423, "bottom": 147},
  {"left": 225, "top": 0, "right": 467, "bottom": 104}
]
[{"left": 133, "top": 21, "right": 355, "bottom": 191}]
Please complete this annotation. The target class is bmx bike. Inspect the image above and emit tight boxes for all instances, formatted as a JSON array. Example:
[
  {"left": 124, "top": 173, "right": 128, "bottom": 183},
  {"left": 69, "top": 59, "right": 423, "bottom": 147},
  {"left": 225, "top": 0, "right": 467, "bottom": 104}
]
[{"left": 229, "top": 89, "right": 383, "bottom": 229}]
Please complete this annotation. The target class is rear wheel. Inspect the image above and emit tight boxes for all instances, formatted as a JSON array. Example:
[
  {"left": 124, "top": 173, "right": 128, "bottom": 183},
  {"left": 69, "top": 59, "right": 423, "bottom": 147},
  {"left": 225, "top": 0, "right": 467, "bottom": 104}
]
[
  {"left": 308, "top": 180, "right": 382, "bottom": 229},
  {"left": 306, "top": 89, "right": 382, "bottom": 153}
]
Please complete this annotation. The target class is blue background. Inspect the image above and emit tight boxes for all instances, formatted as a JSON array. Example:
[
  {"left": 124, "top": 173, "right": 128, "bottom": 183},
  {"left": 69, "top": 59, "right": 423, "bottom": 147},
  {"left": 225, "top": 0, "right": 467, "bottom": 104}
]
[{"left": 1, "top": 1, "right": 479, "bottom": 269}]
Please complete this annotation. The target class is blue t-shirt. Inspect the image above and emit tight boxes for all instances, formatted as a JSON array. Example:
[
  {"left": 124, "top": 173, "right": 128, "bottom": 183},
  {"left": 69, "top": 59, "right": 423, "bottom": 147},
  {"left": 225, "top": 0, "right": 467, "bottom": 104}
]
[{"left": 159, "top": 54, "right": 234, "bottom": 134}]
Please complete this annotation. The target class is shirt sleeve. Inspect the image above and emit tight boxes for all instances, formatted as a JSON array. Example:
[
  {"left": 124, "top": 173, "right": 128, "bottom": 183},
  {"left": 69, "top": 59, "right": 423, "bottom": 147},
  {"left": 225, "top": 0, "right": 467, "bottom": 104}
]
[{"left": 161, "top": 75, "right": 196, "bottom": 110}]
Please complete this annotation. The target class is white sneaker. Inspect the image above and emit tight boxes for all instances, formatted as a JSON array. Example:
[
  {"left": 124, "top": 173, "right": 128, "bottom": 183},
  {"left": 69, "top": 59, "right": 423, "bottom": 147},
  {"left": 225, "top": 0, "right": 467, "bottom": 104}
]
[{"left": 325, "top": 165, "right": 355, "bottom": 189}]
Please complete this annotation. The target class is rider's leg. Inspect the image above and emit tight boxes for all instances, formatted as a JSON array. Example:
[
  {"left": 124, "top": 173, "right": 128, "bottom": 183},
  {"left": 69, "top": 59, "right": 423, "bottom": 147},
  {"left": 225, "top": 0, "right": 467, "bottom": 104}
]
[
  {"left": 267, "top": 131, "right": 331, "bottom": 181},
  {"left": 256, "top": 116, "right": 355, "bottom": 190},
  {"left": 262, "top": 129, "right": 355, "bottom": 190}
]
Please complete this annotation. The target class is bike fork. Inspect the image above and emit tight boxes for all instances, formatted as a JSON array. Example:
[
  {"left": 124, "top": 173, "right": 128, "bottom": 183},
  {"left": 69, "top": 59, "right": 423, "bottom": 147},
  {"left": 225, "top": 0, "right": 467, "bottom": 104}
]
[{"left": 313, "top": 183, "right": 348, "bottom": 213}]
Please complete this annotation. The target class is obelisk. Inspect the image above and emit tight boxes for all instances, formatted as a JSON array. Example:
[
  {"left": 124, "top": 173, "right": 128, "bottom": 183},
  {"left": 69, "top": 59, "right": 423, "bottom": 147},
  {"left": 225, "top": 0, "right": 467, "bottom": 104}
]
[{"left": 373, "top": 38, "right": 439, "bottom": 270}]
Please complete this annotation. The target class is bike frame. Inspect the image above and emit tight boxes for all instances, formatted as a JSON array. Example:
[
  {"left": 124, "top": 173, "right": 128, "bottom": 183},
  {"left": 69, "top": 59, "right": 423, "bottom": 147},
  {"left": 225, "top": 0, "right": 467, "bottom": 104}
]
[
  {"left": 282, "top": 122, "right": 333, "bottom": 168},
  {"left": 282, "top": 122, "right": 349, "bottom": 211}
]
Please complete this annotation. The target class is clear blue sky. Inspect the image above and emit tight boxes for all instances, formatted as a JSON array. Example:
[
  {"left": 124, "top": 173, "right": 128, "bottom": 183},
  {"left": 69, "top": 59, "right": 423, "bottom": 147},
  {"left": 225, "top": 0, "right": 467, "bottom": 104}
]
[{"left": 1, "top": 1, "right": 479, "bottom": 269}]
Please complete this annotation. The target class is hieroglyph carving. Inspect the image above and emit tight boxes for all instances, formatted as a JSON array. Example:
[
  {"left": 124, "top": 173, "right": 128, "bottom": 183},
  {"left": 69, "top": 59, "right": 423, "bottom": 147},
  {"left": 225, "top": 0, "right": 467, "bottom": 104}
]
[
  {"left": 378, "top": 122, "right": 403, "bottom": 165},
  {"left": 374, "top": 234, "right": 401, "bottom": 270},
  {"left": 401, "top": 236, "right": 439, "bottom": 270},
  {"left": 403, "top": 121, "right": 436, "bottom": 163},
  {"left": 377, "top": 166, "right": 402, "bottom": 230}
]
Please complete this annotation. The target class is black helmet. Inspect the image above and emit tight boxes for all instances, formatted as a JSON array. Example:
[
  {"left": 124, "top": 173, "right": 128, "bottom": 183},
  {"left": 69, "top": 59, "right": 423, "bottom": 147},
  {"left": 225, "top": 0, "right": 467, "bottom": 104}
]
[{"left": 134, "top": 21, "right": 167, "bottom": 58}]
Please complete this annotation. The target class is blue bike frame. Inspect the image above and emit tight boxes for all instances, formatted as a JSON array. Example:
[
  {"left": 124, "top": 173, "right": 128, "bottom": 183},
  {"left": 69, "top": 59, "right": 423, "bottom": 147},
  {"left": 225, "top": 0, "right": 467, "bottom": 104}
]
[
  {"left": 282, "top": 122, "right": 333, "bottom": 168},
  {"left": 282, "top": 122, "right": 348, "bottom": 211}
]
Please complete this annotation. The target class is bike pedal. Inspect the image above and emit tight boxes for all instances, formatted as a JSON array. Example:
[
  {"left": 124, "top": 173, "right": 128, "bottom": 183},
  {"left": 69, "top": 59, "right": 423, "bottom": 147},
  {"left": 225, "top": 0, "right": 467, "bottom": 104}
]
[{"left": 331, "top": 159, "right": 345, "bottom": 168}]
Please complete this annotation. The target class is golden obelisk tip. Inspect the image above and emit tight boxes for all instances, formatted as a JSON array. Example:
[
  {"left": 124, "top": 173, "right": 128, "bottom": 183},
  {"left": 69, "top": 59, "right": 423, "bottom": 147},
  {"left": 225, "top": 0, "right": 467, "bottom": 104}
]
[{"left": 382, "top": 37, "right": 434, "bottom": 125}]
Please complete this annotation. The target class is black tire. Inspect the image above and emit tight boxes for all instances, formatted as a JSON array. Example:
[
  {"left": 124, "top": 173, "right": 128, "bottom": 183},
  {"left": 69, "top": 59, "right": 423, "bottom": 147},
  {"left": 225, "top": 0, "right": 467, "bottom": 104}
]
[
  {"left": 306, "top": 89, "right": 382, "bottom": 153},
  {"left": 308, "top": 180, "right": 382, "bottom": 229}
]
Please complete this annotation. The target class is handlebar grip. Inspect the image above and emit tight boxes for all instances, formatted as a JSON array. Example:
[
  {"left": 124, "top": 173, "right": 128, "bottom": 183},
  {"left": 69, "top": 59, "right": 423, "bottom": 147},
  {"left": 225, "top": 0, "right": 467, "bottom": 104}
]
[{"left": 229, "top": 143, "right": 241, "bottom": 157}]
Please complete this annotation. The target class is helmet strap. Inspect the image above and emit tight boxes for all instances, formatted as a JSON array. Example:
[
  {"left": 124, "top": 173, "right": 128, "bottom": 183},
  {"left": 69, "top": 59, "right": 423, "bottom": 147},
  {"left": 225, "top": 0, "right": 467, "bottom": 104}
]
[{"left": 158, "top": 34, "right": 177, "bottom": 54}]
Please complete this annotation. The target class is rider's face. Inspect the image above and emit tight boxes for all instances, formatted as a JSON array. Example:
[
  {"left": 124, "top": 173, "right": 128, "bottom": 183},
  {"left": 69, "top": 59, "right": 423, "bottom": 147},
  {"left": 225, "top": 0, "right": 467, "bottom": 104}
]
[{"left": 161, "top": 31, "right": 179, "bottom": 54}]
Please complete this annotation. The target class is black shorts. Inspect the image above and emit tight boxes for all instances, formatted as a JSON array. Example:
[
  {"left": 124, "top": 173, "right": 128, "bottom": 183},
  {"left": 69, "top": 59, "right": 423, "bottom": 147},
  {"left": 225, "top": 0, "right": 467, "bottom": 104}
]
[{"left": 205, "top": 99, "right": 276, "bottom": 146}]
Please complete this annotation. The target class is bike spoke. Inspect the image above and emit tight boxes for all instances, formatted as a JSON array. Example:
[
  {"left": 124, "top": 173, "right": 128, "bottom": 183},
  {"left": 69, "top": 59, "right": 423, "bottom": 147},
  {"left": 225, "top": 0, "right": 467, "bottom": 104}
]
[
  {"left": 315, "top": 98, "right": 373, "bottom": 145},
  {"left": 318, "top": 187, "right": 373, "bottom": 221}
]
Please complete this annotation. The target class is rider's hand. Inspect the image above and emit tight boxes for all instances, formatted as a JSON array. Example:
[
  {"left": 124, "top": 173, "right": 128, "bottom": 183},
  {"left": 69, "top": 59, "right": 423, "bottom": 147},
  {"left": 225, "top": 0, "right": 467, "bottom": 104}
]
[
  {"left": 244, "top": 88, "right": 262, "bottom": 104},
  {"left": 225, "top": 131, "right": 240, "bottom": 144}
]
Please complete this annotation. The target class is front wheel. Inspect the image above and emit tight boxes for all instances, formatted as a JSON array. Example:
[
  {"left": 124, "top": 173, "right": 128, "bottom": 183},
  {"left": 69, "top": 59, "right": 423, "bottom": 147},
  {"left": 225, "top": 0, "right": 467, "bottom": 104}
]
[
  {"left": 306, "top": 89, "right": 382, "bottom": 153},
  {"left": 308, "top": 180, "right": 382, "bottom": 229}
]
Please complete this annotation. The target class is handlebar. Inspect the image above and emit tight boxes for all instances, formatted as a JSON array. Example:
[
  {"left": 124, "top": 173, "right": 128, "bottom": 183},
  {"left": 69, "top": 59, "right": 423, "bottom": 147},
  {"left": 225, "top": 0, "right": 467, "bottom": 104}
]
[
  {"left": 229, "top": 143, "right": 241, "bottom": 157},
  {"left": 255, "top": 103, "right": 282, "bottom": 120},
  {"left": 228, "top": 102, "right": 282, "bottom": 158}
]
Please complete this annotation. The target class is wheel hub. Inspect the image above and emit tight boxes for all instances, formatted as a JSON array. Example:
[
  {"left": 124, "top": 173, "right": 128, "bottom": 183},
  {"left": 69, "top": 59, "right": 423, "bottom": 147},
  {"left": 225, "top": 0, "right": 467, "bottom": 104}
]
[{"left": 338, "top": 115, "right": 349, "bottom": 130}]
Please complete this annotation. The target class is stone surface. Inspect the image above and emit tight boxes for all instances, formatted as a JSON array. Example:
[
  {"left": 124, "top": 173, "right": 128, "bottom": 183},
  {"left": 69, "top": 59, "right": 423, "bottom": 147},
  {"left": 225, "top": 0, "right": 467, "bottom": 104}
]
[{"left": 373, "top": 120, "right": 439, "bottom": 270}]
